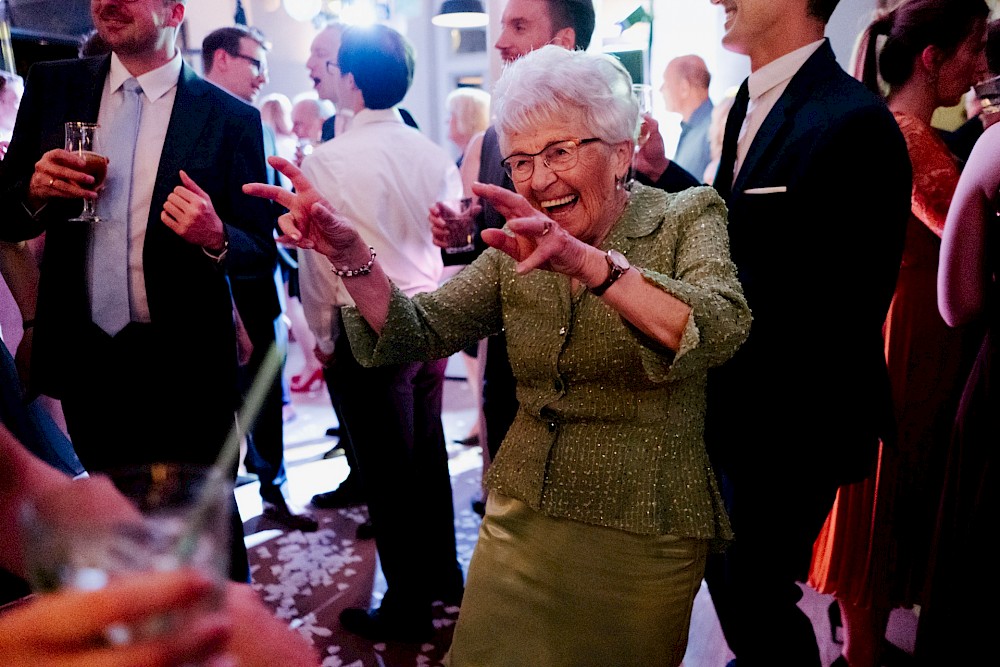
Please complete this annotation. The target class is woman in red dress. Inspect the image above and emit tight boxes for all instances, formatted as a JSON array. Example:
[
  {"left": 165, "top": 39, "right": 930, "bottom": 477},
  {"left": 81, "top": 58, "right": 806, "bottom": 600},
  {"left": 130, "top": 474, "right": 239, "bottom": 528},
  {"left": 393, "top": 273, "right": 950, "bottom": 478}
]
[{"left": 808, "top": 1, "right": 989, "bottom": 665}]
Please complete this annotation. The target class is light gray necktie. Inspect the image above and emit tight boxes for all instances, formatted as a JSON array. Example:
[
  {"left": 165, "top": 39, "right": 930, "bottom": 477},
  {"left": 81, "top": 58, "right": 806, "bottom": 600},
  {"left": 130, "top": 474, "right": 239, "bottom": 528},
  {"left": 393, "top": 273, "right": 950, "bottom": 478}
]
[{"left": 92, "top": 77, "right": 142, "bottom": 336}]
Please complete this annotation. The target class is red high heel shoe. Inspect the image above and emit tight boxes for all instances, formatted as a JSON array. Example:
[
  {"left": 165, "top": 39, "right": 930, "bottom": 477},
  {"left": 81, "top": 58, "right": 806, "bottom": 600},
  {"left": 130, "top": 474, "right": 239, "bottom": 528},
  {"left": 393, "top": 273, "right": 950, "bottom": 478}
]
[{"left": 290, "top": 368, "right": 324, "bottom": 393}]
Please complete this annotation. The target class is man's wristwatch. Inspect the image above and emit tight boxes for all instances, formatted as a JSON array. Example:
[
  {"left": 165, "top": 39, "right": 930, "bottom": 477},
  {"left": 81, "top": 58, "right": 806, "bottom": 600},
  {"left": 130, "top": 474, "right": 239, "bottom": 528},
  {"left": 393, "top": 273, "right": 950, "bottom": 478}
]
[{"left": 590, "top": 249, "right": 630, "bottom": 296}]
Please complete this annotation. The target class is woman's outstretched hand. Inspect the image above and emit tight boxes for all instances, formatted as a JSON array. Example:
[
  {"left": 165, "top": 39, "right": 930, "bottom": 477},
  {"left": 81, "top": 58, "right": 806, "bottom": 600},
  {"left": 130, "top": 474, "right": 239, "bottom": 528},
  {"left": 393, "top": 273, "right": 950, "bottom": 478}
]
[
  {"left": 474, "top": 182, "right": 589, "bottom": 280},
  {"left": 243, "top": 156, "right": 363, "bottom": 262}
]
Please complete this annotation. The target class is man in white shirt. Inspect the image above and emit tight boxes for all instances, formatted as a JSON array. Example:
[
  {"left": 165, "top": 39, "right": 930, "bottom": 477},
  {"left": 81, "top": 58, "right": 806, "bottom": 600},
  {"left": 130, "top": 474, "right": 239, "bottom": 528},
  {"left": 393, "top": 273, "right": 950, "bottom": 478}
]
[
  {"left": 0, "top": 0, "right": 276, "bottom": 582},
  {"left": 297, "top": 24, "right": 464, "bottom": 643},
  {"left": 702, "top": 1, "right": 911, "bottom": 665}
]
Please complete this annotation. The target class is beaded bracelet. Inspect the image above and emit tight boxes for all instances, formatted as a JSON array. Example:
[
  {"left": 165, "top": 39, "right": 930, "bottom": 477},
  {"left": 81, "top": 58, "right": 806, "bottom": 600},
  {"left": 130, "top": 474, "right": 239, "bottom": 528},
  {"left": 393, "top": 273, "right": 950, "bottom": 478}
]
[{"left": 330, "top": 246, "right": 377, "bottom": 277}]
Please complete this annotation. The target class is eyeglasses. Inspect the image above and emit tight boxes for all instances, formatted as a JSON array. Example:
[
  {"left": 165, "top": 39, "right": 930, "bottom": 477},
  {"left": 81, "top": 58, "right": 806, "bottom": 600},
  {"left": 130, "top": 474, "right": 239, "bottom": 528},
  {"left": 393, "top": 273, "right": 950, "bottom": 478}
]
[
  {"left": 501, "top": 138, "right": 602, "bottom": 182},
  {"left": 232, "top": 53, "right": 268, "bottom": 77},
  {"left": 325, "top": 60, "right": 340, "bottom": 74}
]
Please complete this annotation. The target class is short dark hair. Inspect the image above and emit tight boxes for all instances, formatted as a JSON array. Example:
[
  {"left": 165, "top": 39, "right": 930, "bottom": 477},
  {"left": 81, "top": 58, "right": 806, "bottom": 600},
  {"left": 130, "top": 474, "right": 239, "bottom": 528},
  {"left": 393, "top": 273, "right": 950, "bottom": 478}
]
[
  {"left": 338, "top": 24, "right": 414, "bottom": 110},
  {"left": 202, "top": 25, "right": 269, "bottom": 74},
  {"left": 806, "top": 0, "right": 840, "bottom": 24},
  {"left": 546, "top": 0, "right": 596, "bottom": 50}
]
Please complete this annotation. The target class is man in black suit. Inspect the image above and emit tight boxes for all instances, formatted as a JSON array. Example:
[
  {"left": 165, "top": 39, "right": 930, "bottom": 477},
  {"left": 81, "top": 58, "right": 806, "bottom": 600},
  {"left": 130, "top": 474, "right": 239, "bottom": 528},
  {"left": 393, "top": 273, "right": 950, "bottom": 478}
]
[
  {"left": 702, "top": 1, "right": 912, "bottom": 665},
  {"left": 0, "top": 0, "right": 275, "bottom": 581},
  {"left": 202, "top": 25, "right": 317, "bottom": 533}
]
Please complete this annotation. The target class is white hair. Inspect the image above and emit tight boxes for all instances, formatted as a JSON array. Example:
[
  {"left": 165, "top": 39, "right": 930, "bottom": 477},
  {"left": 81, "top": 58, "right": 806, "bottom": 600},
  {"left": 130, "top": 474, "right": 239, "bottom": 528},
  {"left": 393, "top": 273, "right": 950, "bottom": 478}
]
[{"left": 492, "top": 45, "right": 638, "bottom": 145}]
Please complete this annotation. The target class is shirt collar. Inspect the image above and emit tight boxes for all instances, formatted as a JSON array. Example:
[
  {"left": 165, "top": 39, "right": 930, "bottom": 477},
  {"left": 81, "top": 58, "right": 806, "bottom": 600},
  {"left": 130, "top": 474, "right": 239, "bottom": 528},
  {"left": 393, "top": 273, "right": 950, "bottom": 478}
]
[
  {"left": 747, "top": 39, "right": 824, "bottom": 100},
  {"left": 349, "top": 107, "right": 404, "bottom": 131},
  {"left": 108, "top": 51, "right": 183, "bottom": 103}
]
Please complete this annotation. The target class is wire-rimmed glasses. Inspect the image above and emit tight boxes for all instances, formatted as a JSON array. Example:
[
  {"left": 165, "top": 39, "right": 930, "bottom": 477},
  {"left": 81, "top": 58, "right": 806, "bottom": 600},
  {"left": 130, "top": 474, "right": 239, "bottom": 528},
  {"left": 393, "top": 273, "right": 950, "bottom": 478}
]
[{"left": 500, "top": 138, "right": 602, "bottom": 183}]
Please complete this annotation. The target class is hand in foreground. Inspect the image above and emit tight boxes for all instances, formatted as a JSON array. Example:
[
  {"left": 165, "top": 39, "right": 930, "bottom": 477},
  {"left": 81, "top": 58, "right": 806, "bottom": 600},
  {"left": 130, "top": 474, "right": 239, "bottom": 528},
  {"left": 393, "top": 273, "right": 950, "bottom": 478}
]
[
  {"left": 223, "top": 583, "right": 320, "bottom": 667},
  {"left": 632, "top": 114, "right": 669, "bottom": 182},
  {"left": 243, "top": 156, "right": 364, "bottom": 263},
  {"left": 0, "top": 570, "right": 231, "bottom": 667},
  {"left": 161, "top": 171, "right": 226, "bottom": 250},
  {"left": 27, "top": 149, "right": 98, "bottom": 208},
  {"left": 474, "top": 182, "right": 589, "bottom": 279}
]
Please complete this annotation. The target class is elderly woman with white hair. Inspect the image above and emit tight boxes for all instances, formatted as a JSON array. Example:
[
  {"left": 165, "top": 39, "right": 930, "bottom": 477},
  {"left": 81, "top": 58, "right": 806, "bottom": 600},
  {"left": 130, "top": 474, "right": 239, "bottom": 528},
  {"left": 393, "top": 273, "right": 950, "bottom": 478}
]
[{"left": 246, "top": 45, "right": 750, "bottom": 666}]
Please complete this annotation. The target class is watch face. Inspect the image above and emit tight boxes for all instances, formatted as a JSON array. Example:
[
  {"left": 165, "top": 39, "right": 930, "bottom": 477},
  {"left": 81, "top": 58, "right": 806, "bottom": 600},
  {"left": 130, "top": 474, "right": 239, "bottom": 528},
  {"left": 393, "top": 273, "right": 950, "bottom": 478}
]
[{"left": 608, "top": 249, "right": 630, "bottom": 271}]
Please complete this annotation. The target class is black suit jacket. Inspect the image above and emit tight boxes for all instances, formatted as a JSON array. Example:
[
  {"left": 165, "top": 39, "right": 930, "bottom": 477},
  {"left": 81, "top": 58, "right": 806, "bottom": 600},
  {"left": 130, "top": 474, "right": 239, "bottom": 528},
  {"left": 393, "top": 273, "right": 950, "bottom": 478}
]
[
  {"left": 0, "top": 56, "right": 275, "bottom": 403},
  {"left": 707, "top": 41, "right": 912, "bottom": 486}
]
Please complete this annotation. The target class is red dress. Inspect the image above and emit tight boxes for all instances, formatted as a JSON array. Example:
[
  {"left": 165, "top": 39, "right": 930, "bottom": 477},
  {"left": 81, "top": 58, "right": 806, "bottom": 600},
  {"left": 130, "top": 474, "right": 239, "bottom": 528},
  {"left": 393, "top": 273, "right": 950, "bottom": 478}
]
[{"left": 809, "top": 112, "right": 979, "bottom": 607}]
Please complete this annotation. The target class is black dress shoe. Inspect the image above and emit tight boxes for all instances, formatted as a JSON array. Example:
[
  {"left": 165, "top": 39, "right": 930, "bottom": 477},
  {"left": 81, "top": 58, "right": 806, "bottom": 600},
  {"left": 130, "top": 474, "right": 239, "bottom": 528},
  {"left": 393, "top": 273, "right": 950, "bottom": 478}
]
[
  {"left": 311, "top": 481, "right": 364, "bottom": 509},
  {"left": 453, "top": 434, "right": 480, "bottom": 446},
  {"left": 355, "top": 518, "right": 375, "bottom": 540},
  {"left": 262, "top": 501, "right": 320, "bottom": 532},
  {"left": 339, "top": 607, "right": 432, "bottom": 643},
  {"left": 325, "top": 426, "right": 342, "bottom": 438}
]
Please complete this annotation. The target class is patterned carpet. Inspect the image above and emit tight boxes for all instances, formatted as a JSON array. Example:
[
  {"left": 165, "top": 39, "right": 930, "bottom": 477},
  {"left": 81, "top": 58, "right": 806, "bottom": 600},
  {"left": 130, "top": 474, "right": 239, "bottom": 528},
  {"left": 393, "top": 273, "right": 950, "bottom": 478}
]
[
  {"left": 246, "top": 460, "right": 483, "bottom": 667},
  {"left": 241, "top": 360, "right": 484, "bottom": 667}
]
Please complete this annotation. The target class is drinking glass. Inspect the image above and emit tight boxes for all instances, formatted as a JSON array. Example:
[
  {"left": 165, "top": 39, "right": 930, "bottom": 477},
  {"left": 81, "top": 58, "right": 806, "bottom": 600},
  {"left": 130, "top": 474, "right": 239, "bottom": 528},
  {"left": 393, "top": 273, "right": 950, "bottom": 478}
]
[
  {"left": 20, "top": 463, "right": 232, "bottom": 653},
  {"left": 64, "top": 122, "right": 107, "bottom": 223},
  {"left": 974, "top": 74, "right": 1000, "bottom": 117},
  {"left": 632, "top": 83, "right": 654, "bottom": 147},
  {"left": 441, "top": 197, "right": 476, "bottom": 253}
]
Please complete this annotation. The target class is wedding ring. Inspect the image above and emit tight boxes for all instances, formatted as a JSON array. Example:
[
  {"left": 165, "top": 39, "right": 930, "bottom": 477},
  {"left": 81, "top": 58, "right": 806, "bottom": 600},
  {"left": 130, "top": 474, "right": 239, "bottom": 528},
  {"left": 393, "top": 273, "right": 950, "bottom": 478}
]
[
  {"left": 47, "top": 177, "right": 55, "bottom": 187},
  {"left": 541, "top": 221, "right": 551, "bottom": 236}
]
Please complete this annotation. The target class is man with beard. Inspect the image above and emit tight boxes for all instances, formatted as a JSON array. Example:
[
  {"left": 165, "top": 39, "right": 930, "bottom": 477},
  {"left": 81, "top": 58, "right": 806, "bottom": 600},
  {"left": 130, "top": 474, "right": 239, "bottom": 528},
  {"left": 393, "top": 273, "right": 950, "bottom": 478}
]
[{"left": 0, "top": 0, "right": 275, "bottom": 581}]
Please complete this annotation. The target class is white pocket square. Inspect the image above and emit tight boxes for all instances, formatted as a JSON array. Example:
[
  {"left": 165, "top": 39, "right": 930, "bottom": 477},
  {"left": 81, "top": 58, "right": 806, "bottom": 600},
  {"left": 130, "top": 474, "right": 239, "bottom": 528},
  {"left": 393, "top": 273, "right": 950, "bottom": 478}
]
[{"left": 743, "top": 186, "right": 788, "bottom": 194}]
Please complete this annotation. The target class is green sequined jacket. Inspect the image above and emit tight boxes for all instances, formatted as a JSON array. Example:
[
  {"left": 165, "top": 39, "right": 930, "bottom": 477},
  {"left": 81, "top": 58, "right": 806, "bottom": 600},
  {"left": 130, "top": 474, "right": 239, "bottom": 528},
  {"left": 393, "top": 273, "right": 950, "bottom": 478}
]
[{"left": 344, "top": 184, "right": 750, "bottom": 546}]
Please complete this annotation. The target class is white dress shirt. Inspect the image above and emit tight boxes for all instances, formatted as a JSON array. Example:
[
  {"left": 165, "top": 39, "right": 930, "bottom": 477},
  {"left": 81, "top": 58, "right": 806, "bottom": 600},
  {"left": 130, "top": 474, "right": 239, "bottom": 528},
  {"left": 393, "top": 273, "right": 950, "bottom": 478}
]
[
  {"left": 734, "top": 40, "right": 825, "bottom": 179},
  {"left": 93, "top": 52, "right": 182, "bottom": 323},
  {"left": 298, "top": 107, "right": 462, "bottom": 355}
]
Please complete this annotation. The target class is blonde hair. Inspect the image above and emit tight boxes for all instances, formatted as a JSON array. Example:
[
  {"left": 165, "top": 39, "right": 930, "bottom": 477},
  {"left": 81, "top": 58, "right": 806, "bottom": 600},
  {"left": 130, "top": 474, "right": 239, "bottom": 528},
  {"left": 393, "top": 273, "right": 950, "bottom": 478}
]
[
  {"left": 259, "top": 93, "right": 293, "bottom": 136},
  {"left": 446, "top": 88, "right": 491, "bottom": 141}
]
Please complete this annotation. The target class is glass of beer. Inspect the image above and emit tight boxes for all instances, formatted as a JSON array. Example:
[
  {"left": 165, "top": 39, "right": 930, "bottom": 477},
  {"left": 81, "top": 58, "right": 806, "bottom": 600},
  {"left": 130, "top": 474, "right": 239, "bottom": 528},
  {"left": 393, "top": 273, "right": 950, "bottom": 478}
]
[{"left": 65, "top": 122, "right": 107, "bottom": 222}]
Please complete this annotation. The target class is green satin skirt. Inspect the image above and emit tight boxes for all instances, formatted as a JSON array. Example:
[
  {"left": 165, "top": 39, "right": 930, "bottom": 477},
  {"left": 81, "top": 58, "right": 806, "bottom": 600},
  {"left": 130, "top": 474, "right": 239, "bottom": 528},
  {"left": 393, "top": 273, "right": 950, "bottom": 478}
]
[{"left": 446, "top": 494, "right": 709, "bottom": 667}]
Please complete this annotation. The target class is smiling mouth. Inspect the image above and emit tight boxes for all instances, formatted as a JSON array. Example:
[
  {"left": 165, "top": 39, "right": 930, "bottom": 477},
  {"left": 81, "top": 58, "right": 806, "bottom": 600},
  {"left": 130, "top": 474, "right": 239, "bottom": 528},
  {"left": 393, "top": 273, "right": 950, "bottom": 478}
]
[{"left": 540, "top": 194, "right": 577, "bottom": 212}]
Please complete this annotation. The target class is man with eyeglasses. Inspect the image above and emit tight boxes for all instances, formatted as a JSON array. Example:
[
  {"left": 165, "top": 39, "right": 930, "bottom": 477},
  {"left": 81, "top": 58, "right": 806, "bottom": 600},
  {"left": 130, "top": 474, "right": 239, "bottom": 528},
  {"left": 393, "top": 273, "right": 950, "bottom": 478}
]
[
  {"left": 303, "top": 22, "right": 417, "bottom": 519},
  {"left": 202, "top": 25, "right": 318, "bottom": 534},
  {"left": 292, "top": 23, "right": 465, "bottom": 642},
  {"left": 0, "top": 0, "right": 276, "bottom": 582}
]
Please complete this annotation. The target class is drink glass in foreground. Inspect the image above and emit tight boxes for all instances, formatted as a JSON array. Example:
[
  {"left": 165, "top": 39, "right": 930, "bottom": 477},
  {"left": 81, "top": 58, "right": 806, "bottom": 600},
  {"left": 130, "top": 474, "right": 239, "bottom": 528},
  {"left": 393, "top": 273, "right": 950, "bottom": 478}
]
[
  {"left": 974, "top": 74, "right": 1000, "bottom": 116},
  {"left": 64, "top": 121, "right": 107, "bottom": 222},
  {"left": 20, "top": 463, "right": 232, "bottom": 655},
  {"left": 442, "top": 197, "right": 476, "bottom": 254}
]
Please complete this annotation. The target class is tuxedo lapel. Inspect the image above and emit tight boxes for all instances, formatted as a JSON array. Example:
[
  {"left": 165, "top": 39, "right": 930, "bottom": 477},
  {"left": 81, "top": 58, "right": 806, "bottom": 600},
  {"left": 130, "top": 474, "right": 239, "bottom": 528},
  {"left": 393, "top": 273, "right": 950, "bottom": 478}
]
[
  {"left": 732, "top": 41, "right": 839, "bottom": 194},
  {"left": 150, "top": 63, "right": 211, "bottom": 221},
  {"left": 715, "top": 78, "right": 749, "bottom": 200}
]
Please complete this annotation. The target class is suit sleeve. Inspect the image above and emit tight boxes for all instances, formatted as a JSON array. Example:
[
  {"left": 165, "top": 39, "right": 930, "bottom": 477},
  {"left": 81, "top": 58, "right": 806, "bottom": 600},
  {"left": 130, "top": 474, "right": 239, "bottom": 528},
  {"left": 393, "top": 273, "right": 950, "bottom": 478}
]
[
  {"left": 216, "top": 108, "right": 276, "bottom": 277},
  {"left": 0, "top": 64, "right": 80, "bottom": 241},
  {"left": 636, "top": 161, "right": 702, "bottom": 193}
]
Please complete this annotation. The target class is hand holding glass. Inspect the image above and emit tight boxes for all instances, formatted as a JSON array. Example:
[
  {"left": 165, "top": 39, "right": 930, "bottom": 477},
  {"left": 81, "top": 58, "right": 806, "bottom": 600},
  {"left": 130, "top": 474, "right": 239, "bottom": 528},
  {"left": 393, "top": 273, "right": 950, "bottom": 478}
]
[
  {"left": 64, "top": 122, "right": 107, "bottom": 222},
  {"left": 633, "top": 84, "right": 654, "bottom": 147},
  {"left": 441, "top": 197, "right": 476, "bottom": 253},
  {"left": 974, "top": 74, "right": 1000, "bottom": 117},
  {"left": 20, "top": 463, "right": 232, "bottom": 659}
]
